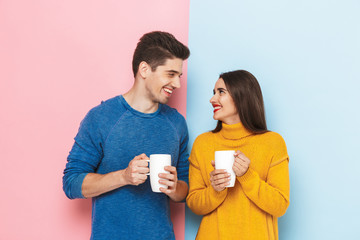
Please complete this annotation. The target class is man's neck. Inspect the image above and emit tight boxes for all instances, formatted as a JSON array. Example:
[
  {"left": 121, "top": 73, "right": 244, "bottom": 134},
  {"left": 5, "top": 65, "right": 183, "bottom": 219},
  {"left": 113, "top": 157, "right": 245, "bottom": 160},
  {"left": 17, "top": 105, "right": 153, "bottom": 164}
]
[{"left": 123, "top": 83, "right": 159, "bottom": 114}]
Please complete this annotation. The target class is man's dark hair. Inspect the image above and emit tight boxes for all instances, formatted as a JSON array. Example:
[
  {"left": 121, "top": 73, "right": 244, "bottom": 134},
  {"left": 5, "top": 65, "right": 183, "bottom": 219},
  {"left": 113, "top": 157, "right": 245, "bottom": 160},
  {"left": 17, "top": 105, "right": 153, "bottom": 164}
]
[
  {"left": 212, "top": 70, "right": 268, "bottom": 134},
  {"left": 132, "top": 31, "right": 190, "bottom": 77}
]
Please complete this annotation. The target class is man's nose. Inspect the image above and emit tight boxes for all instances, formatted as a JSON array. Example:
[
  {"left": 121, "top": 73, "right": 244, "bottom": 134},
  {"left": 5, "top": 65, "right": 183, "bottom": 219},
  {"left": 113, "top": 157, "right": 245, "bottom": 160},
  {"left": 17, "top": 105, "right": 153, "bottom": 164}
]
[{"left": 172, "top": 77, "right": 181, "bottom": 89}]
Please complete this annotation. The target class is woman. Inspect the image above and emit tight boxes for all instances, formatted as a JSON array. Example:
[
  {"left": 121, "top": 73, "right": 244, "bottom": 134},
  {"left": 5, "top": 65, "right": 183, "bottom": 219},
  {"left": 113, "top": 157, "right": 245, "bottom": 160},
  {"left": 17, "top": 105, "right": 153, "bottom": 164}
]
[{"left": 186, "top": 70, "right": 290, "bottom": 240}]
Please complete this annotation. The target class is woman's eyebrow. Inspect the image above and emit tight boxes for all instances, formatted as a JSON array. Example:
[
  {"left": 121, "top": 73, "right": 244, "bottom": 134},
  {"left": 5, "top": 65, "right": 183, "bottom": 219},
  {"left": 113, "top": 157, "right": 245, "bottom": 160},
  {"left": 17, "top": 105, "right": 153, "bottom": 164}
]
[
  {"left": 213, "top": 88, "right": 228, "bottom": 94},
  {"left": 217, "top": 87, "right": 227, "bottom": 91}
]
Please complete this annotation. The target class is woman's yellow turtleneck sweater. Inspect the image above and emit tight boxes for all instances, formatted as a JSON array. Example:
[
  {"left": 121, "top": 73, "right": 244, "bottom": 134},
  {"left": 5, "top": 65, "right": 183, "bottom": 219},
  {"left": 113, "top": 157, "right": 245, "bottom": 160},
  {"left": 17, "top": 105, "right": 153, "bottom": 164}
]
[{"left": 186, "top": 123, "right": 290, "bottom": 240}]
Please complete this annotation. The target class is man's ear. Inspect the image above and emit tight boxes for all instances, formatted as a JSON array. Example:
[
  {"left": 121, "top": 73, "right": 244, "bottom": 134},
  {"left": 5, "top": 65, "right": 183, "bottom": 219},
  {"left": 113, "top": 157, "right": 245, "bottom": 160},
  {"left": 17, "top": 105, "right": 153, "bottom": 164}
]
[{"left": 138, "top": 61, "right": 151, "bottom": 79}]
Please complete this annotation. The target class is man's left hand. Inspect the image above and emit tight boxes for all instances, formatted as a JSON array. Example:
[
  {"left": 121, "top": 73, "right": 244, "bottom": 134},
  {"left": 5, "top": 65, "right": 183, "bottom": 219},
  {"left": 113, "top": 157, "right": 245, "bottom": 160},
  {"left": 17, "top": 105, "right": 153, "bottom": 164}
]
[{"left": 158, "top": 166, "right": 178, "bottom": 195}]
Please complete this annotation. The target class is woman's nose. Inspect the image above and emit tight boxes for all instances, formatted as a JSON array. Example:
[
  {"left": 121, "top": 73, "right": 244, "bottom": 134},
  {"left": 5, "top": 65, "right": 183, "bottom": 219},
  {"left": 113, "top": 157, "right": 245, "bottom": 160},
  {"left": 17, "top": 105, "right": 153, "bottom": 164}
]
[{"left": 210, "top": 94, "right": 217, "bottom": 103}]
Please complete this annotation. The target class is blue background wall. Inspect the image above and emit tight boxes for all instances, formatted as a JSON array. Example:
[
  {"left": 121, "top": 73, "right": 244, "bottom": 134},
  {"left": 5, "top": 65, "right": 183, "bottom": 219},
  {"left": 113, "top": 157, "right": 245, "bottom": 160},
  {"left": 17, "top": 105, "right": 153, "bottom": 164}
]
[{"left": 186, "top": 0, "right": 360, "bottom": 239}]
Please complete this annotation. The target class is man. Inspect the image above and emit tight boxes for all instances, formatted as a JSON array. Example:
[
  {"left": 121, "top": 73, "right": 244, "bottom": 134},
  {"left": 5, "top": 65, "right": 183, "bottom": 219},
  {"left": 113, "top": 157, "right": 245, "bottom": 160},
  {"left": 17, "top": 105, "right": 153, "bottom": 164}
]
[{"left": 63, "top": 31, "right": 190, "bottom": 240}]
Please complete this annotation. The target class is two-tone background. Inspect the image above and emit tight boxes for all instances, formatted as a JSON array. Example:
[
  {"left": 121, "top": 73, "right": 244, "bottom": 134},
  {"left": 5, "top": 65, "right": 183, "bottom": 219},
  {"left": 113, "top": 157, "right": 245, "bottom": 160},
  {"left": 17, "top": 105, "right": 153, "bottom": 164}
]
[{"left": 1, "top": 1, "right": 359, "bottom": 239}]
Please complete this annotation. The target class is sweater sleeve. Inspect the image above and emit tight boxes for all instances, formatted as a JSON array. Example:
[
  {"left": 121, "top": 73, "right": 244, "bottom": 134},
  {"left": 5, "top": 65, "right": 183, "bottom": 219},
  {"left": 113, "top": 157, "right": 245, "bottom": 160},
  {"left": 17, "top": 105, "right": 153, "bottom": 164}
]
[
  {"left": 176, "top": 117, "right": 189, "bottom": 185},
  {"left": 237, "top": 136, "right": 290, "bottom": 217},
  {"left": 62, "top": 111, "right": 104, "bottom": 199},
  {"left": 186, "top": 137, "right": 228, "bottom": 215}
]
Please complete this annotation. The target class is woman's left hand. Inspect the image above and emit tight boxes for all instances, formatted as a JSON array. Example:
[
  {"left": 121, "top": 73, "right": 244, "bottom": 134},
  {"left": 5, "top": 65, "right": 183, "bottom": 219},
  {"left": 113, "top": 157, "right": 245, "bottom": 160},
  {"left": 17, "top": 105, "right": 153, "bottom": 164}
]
[{"left": 233, "top": 150, "right": 251, "bottom": 177}]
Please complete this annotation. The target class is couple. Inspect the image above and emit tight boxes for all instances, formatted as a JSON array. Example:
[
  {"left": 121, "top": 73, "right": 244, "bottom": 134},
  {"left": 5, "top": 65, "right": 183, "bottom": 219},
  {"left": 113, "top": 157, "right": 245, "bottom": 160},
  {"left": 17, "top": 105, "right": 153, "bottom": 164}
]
[{"left": 63, "top": 31, "right": 290, "bottom": 240}]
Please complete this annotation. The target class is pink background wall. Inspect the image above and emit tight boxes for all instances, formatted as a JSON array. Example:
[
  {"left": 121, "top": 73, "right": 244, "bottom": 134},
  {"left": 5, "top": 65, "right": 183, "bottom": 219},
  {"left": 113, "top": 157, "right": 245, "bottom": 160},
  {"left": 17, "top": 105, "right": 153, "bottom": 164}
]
[{"left": 0, "top": 1, "right": 189, "bottom": 239}]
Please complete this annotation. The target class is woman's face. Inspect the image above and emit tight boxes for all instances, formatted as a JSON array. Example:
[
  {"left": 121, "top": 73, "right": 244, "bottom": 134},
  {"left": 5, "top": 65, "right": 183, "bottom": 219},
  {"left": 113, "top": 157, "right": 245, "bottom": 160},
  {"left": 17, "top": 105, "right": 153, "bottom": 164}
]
[{"left": 210, "top": 78, "right": 240, "bottom": 125}]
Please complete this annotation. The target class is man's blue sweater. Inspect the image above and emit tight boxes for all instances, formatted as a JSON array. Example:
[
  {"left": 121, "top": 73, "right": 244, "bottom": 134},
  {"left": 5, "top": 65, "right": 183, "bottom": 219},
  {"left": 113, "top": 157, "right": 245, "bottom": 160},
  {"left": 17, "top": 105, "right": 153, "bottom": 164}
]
[{"left": 63, "top": 95, "right": 189, "bottom": 240}]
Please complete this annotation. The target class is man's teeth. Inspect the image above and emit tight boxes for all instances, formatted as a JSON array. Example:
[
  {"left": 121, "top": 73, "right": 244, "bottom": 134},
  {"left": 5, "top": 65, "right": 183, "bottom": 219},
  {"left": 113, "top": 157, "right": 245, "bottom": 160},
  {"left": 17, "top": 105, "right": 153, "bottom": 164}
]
[{"left": 164, "top": 88, "right": 173, "bottom": 94}]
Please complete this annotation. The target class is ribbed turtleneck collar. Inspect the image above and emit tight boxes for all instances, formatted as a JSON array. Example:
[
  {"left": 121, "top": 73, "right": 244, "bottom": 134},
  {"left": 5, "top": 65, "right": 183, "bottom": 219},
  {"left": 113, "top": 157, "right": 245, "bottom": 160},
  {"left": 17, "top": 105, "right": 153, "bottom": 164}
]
[{"left": 220, "top": 122, "right": 253, "bottom": 140}]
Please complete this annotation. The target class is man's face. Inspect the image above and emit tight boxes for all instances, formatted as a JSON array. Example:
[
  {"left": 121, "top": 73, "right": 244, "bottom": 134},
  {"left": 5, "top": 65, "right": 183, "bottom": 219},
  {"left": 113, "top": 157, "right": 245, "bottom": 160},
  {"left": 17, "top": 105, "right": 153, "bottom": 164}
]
[{"left": 145, "top": 58, "right": 183, "bottom": 104}]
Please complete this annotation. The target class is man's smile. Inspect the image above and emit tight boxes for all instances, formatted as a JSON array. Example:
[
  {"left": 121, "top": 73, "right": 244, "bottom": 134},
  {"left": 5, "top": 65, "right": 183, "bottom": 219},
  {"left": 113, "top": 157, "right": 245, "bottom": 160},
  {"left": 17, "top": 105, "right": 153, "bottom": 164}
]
[{"left": 163, "top": 87, "right": 173, "bottom": 97}]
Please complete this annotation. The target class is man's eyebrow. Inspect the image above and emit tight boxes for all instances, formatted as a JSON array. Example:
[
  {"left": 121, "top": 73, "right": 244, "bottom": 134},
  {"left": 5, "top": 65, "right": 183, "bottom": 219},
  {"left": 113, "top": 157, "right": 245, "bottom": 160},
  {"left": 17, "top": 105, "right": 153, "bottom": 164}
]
[{"left": 166, "top": 70, "right": 183, "bottom": 76}]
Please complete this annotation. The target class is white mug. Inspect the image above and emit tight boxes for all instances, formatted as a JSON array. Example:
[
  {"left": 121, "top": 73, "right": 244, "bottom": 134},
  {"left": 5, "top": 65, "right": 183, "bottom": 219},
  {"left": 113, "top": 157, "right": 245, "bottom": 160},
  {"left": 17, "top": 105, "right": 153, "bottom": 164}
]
[
  {"left": 146, "top": 154, "right": 171, "bottom": 192},
  {"left": 215, "top": 150, "right": 236, "bottom": 187}
]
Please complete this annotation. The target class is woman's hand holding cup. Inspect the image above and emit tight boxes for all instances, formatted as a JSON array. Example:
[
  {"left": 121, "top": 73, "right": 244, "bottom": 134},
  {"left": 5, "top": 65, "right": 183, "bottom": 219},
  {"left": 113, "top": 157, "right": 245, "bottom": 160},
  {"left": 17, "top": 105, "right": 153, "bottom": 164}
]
[
  {"left": 210, "top": 160, "right": 231, "bottom": 192},
  {"left": 233, "top": 150, "right": 250, "bottom": 177}
]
